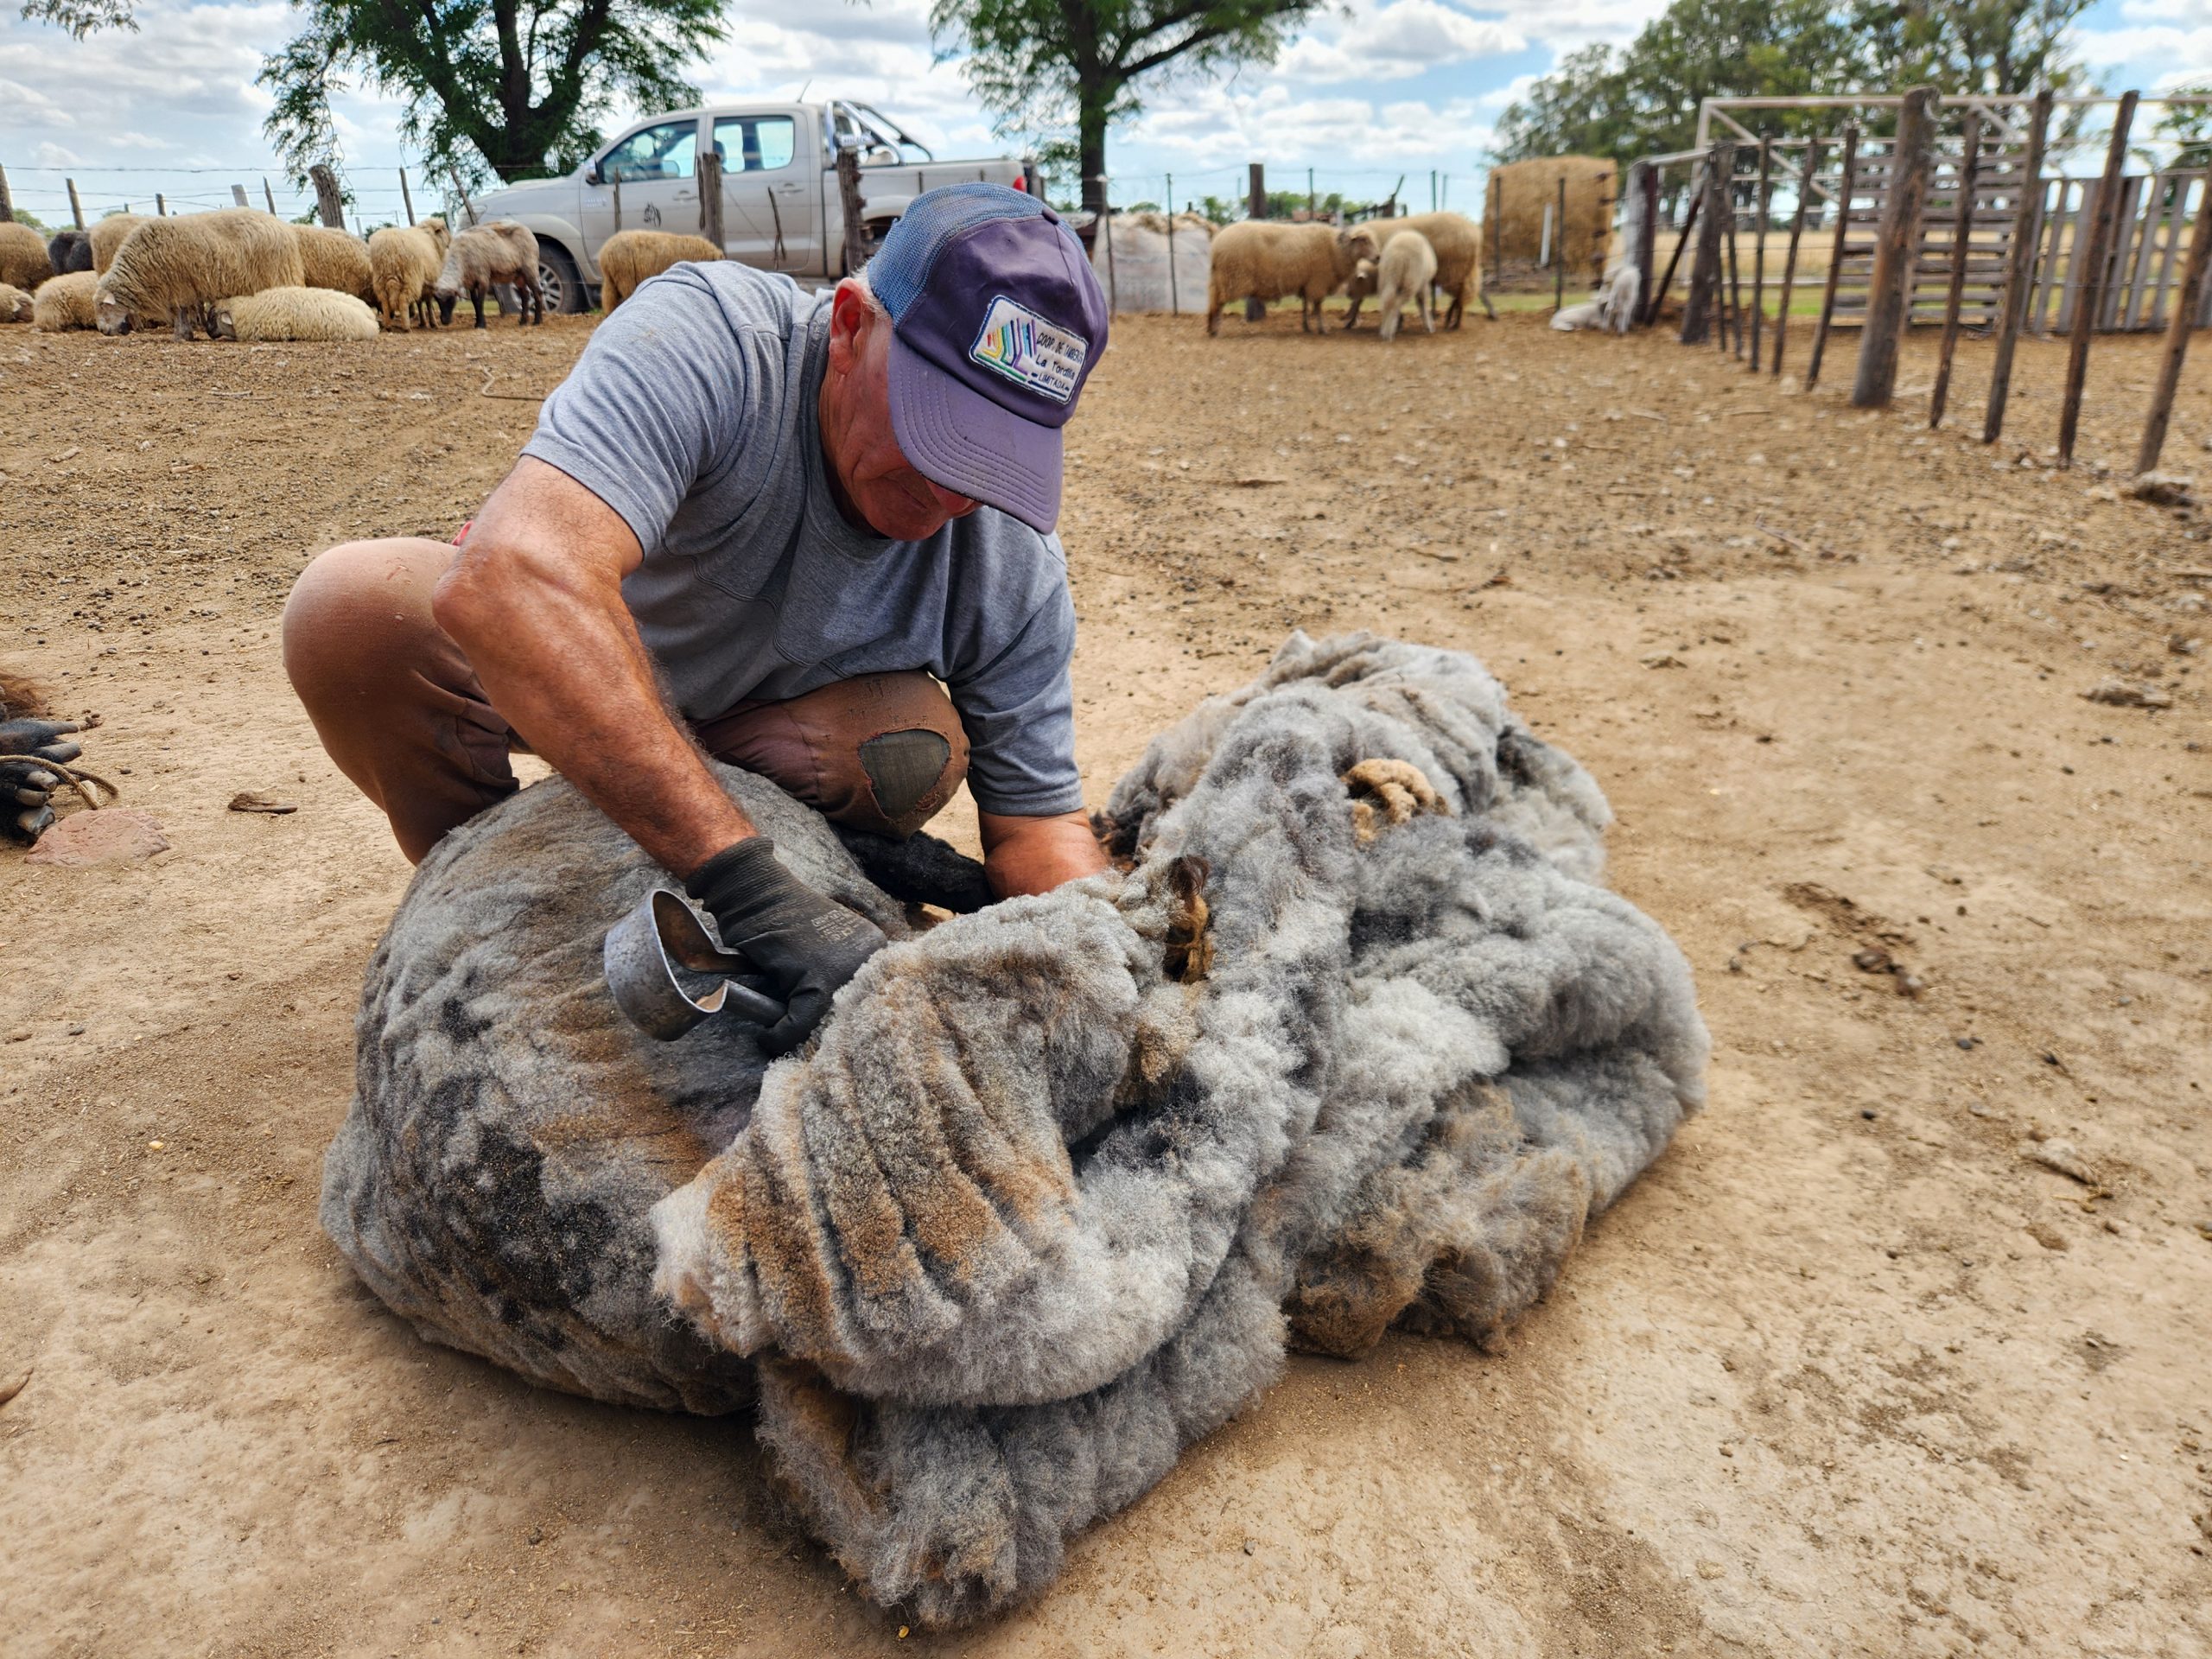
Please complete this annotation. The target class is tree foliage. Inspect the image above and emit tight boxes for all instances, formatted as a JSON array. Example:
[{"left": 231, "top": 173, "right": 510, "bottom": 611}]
[
  {"left": 927, "top": 0, "right": 1325, "bottom": 215},
  {"left": 256, "top": 0, "right": 726, "bottom": 187},
  {"left": 16, "top": 0, "right": 135, "bottom": 37},
  {"left": 1493, "top": 0, "right": 2096, "bottom": 169}
]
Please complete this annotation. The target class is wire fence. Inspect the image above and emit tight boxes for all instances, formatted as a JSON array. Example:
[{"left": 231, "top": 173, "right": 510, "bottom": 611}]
[
  {"left": 1084, "top": 164, "right": 1482, "bottom": 222},
  {"left": 0, "top": 160, "right": 455, "bottom": 237}
]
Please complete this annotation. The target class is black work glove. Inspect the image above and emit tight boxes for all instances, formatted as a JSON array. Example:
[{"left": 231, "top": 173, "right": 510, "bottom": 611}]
[
  {"left": 1, "top": 719, "right": 80, "bottom": 845},
  {"left": 685, "top": 837, "right": 888, "bottom": 1056}
]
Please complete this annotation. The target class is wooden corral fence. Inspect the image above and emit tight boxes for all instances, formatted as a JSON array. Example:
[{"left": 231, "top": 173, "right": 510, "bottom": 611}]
[{"left": 1629, "top": 90, "right": 2212, "bottom": 473}]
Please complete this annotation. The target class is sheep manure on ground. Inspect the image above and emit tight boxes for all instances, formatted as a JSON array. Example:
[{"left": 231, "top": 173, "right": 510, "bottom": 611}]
[{"left": 322, "top": 632, "right": 1709, "bottom": 1627}]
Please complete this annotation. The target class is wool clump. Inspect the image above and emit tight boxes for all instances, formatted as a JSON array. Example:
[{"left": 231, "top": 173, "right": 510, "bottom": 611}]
[{"left": 321, "top": 632, "right": 1708, "bottom": 1626}]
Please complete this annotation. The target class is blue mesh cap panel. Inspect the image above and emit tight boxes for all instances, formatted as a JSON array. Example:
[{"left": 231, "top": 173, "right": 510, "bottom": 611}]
[{"left": 868, "top": 183, "right": 1049, "bottom": 319}]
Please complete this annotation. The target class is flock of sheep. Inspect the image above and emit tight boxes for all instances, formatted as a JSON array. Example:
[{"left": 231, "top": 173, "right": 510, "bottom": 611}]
[
  {"left": 1204, "top": 211, "right": 1492, "bottom": 340},
  {"left": 0, "top": 207, "right": 549, "bottom": 341}
]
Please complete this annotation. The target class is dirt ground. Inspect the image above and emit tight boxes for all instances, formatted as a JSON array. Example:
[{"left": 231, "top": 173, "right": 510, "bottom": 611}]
[{"left": 3, "top": 302, "right": 2209, "bottom": 1659}]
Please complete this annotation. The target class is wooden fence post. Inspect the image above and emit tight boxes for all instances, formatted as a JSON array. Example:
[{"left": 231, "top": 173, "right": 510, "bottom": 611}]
[
  {"left": 448, "top": 168, "right": 478, "bottom": 227},
  {"left": 0, "top": 163, "right": 12, "bottom": 222},
  {"left": 1984, "top": 90, "right": 2053, "bottom": 443},
  {"left": 835, "top": 145, "right": 869, "bottom": 274},
  {"left": 1633, "top": 160, "right": 1659, "bottom": 327},
  {"left": 2134, "top": 157, "right": 2212, "bottom": 474},
  {"left": 261, "top": 179, "right": 276, "bottom": 215},
  {"left": 1929, "top": 109, "right": 1983, "bottom": 429},
  {"left": 1806, "top": 124, "right": 1861, "bottom": 391},
  {"left": 1682, "top": 143, "right": 1729, "bottom": 344},
  {"left": 1554, "top": 175, "right": 1567, "bottom": 313},
  {"left": 1649, "top": 167, "right": 1701, "bottom": 327},
  {"left": 1771, "top": 138, "right": 1824, "bottom": 377},
  {"left": 67, "top": 178, "right": 86, "bottom": 229},
  {"left": 309, "top": 163, "right": 346, "bottom": 229},
  {"left": 2058, "top": 91, "right": 2139, "bottom": 466},
  {"left": 155, "top": 192, "right": 166, "bottom": 216},
  {"left": 1723, "top": 148, "right": 1744, "bottom": 355},
  {"left": 1246, "top": 162, "right": 1266, "bottom": 322},
  {"left": 1853, "top": 86, "right": 1938, "bottom": 408},
  {"left": 697, "top": 149, "right": 724, "bottom": 248},
  {"left": 1751, "top": 137, "right": 1770, "bottom": 368},
  {"left": 399, "top": 168, "right": 415, "bottom": 226},
  {"left": 231, "top": 184, "right": 248, "bottom": 207}
]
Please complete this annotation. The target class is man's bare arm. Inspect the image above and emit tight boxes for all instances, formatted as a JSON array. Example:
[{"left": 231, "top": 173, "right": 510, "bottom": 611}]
[
  {"left": 432, "top": 456, "right": 752, "bottom": 878},
  {"left": 977, "top": 809, "right": 1109, "bottom": 899}
]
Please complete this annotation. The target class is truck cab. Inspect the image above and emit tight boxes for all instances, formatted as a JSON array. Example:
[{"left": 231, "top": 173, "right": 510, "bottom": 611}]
[{"left": 470, "top": 99, "right": 1029, "bottom": 312}]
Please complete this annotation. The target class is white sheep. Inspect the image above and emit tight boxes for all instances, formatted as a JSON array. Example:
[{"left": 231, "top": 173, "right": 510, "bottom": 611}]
[
  {"left": 32, "top": 270, "right": 99, "bottom": 331},
  {"left": 89, "top": 213, "right": 148, "bottom": 276},
  {"left": 0, "top": 282, "right": 34, "bottom": 325},
  {"left": 1205, "top": 221, "right": 1371, "bottom": 336},
  {"left": 0, "top": 221, "right": 53, "bottom": 292},
  {"left": 597, "top": 229, "right": 721, "bottom": 312},
  {"left": 95, "top": 208, "right": 305, "bottom": 339},
  {"left": 367, "top": 217, "right": 448, "bottom": 330},
  {"left": 292, "top": 225, "right": 377, "bottom": 301},
  {"left": 1370, "top": 229, "right": 1438, "bottom": 341},
  {"left": 435, "top": 221, "right": 542, "bottom": 328},
  {"left": 212, "top": 285, "right": 380, "bottom": 341},
  {"left": 1549, "top": 263, "right": 1643, "bottom": 334}
]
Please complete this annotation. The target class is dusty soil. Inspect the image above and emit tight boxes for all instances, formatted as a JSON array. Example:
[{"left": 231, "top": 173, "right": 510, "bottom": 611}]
[{"left": 3, "top": 303, "right": 2209, "bottom": 1659}]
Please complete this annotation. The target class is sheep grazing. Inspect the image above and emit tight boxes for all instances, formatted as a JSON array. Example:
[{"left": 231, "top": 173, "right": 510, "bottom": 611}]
[
  {"left": 0, "top": 221, "right": 54, "bottom": 292},
  {"left": 88, "top": 212, "right": 147, "bottom": 275},
  {"left": 213, "top": 285, "right": 380, "bottom": 342},
  {"left": 1205, "top": 220, "right": 1370, "bottom": 336},
  {"left": 96, "top": 207, "right": 306, "bottom": 339},
  {"left": 47, "top": 228, "right": 92, "bottom": 276},
  {"left": 597, "top": 229, "right": 721, "bottom": 313},
  {"left": 366, "top": 217, "right": 448, "bottom": 331},
  {"left": 1343, "top": 210, "right": 1491, "bottom": 330},
  {"left": 0, "top": 283, "right": 33, "bottom": 325},
  {"left": 32, "top": 270, "right": 99, "bottom": 331},
  {"left": 435, "top": 221, "right": 543, "bottom": 328},
  {"left": 292, "top": 224, "right": 376, "bottom": 302},
  {"left": 1369, "top": 229, "right": 1438, "bottom": 341}
]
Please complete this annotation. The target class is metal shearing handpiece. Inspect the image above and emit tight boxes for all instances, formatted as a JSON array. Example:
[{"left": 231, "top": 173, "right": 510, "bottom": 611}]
[{"left": 603, "top": 887, "right": 787, "bottom": 1040}]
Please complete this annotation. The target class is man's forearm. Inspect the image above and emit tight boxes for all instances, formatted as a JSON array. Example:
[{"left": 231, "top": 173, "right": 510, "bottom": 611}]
[
  {"left": 978, "top": 809, "right": 1109, "bottom": 899},
  {"left": 433, "top": 546, "right": 750, "bottom": 879}
]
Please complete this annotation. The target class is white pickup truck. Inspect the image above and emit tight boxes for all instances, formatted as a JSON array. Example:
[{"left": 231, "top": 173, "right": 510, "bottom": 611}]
[{"left": 470, "top": 99, "right": 1033, "bottom": 312}]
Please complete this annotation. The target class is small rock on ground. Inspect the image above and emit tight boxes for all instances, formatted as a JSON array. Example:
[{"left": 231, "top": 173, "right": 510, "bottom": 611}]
[{"left": 24, "top": 809, "right": 168, "bottom": 867}]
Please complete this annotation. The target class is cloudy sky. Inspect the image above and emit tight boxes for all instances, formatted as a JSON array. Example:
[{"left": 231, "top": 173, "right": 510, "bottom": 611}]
[{"left": 0, "top": 0, "right": 2204, "bottom": 226}]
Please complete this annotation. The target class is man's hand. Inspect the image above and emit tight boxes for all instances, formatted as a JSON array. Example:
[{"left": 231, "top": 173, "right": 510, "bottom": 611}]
[
  {"left": 1, "top": 718, "right": 81, "bottom": 844},
  {"left": 687, "top": 838, "right": 888, "bottom": 1054},
  {"left": 978, "top": 809, "right": 1109, "bottom": 899},
  {"left": 433, "top": 458, "right": 755, "bottom": 879}
]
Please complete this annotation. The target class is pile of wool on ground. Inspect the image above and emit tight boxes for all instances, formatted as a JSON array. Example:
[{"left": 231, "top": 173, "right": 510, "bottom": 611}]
[{"left": 321, "top": 632, "right": 1708, "bottom": 1625}]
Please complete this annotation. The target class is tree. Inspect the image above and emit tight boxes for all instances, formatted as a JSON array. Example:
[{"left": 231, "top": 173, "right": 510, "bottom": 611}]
[
  {"left": 256, "top": 0, "right": 726, "bottom": 188},
  {"left": 16, "top": 0, "right": 134, "bottom": 37},
  {"left": 927, "top": 0, "right": 1325, "bottom": 219},
  {"left": 1849, "top": 0, "right": 2093, "bottom": 99}
]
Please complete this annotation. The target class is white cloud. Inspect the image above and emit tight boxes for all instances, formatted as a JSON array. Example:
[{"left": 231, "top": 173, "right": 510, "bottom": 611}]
[
  {"left": 33, "top": 139, "right": 84, "bottom": 167},
  {"left": 1277, "top": 1, "right": 1524, "bottom": 83}
]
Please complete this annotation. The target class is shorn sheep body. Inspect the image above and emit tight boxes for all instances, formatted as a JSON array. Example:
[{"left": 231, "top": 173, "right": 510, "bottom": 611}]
[
  {"left": 1370, "top": 229, "right": 1438, "bottom": 341},
  {"left": 1550, "top": 263, "right": 1643, "bottom": 335},
  {"left": 1343, "top": 210, "right": 1491, "bottom": 330},
  {"left": 1205, "top": 220, "right": 1369, "bottom": 335},
  {"left": 213, "top": 285, "right": 380, "bottom": 341},
  {"left": 0, "top": 221, "right": 53, "bottom": 292},
  {"left": 366, "top": 218, "right": 448, "bottom": 330},
  {"left": 89, "top": 213, "right": 147, "bottom": 275},
  {"left": 597, "top": 229, "right": 721, "bottom": 312},
  {"left": 32, "top": 270, "right": 99, "bottom": 331},
  {"left": 96, "top": 208, "right": 305, "bottom": 339},
  {"left": 435, "top": 221, "right": 543, "bottom": 328},
  {"left": 47, "top": 229, "right": 92, "bottom": 276},
  {"left": 0, "top": 283, "right": 33, "bottom": 324},
  {"left": 292, "top": 225, "right": 376, "bottom": 301}
]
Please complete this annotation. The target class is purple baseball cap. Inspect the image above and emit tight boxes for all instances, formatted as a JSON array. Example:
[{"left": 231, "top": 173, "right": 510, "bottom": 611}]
[{"left": 866, "top": 183, "right": 1109, "bottom": 534}]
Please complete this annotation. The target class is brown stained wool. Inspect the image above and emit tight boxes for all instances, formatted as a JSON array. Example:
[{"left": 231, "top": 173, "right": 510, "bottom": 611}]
[
  {"left": 0, "top": 220, "right": 54, "bottom": 292},
  {"left": 597, "top": 230, "right": 723, "bottom": 312},
  {"left": 322, "top": 632, "right": 1707, "bottom": 1625}
]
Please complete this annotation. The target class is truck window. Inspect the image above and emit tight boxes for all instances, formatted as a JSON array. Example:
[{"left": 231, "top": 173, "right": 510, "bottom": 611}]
[
  {"left": 602, "top": 120, "right": 697, "bottom": 182},
  {"left": 712, "top": 116, "right": 797, "bottom": 174}
]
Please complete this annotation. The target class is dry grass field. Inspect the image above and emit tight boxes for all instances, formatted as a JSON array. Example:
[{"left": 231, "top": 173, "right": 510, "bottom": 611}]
[{"left": 2, "top": 303, "right": 2208, "bottom": 1657}]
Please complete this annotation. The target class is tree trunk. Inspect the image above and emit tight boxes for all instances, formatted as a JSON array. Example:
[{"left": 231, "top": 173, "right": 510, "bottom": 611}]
[{"left": 1077, "top": 92, "right": 1109, "bottom": 220}]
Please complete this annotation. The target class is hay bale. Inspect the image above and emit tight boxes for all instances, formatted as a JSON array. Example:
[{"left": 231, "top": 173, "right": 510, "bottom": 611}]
[{"left": 1485, "top": 156, "right": 1618, "bottom": 288}]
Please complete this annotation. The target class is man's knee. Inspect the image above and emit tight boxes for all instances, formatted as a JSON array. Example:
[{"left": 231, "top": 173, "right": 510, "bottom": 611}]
[
  {"left": 700, "top": 671, "right": 969, "bottom": 838},
  {"left": 283, "top": 537, "right": 455, "bottom": 706}
]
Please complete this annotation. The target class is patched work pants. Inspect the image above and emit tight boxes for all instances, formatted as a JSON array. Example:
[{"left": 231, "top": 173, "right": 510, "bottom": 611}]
[{"left": 282, "top": 537, "right": 969, "bottom": 865}]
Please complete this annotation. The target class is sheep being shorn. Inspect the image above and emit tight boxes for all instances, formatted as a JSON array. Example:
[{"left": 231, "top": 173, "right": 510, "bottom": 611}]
[
  {"left": 47, "top": 228, "right": 92, "bottom": 276},
  {"left": 292, "top": 224, "right": 377, "bottom": 301},
  {"left": 435, "top": 221, "right": 542, "bottom": 328},
  {"left": 0, "top": 221, "right": 54, "bottom": 292},
  {"left": 213, "top": 285, "right": 380, "bottom": 341},
  {"left": 88, "top": 212, "right": 147, "bottom": 276},
  {"left": 95, "top": 208, "right": 305, "bottom": 339},
  {"left": 1372, "top": 228, "right": 1438, "bottom": 341},
  {"left": 366, "top": 218, "right": 448, "bottom": 330},
  {"left": 323, "top": 630, "right": 1707, "bottom": 1628},
  {"left": 32, "top": 270, "right": 99, "bottom": 331},
  {"left": 597, "top": 229, "right": 721, "bottom": 313},
  {"left": 0, "top": 283, "right": 33, "bottom": 324},
  {"left": 1205, "top": 220, "right": 1372, "bottom": 335}
]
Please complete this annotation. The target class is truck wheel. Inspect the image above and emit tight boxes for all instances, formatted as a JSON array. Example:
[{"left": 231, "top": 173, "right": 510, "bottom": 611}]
[{"left": 537, "top": 244, "right": 586, "bottom": 315}]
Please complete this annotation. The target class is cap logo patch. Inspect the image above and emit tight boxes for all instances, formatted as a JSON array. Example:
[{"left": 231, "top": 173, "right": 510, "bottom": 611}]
[{"left": 969, "top": 294, "right": 1087, "bottom": 404}]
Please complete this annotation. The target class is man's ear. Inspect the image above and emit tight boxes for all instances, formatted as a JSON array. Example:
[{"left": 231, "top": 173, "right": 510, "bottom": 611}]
[{"left": 826, "top": 280, "right": 873, "bottom": 374}]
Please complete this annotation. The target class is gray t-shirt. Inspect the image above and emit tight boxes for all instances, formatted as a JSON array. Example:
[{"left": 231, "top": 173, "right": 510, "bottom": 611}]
[{"left": 522, "top": 262, "right": 1084, "bottom": 817}]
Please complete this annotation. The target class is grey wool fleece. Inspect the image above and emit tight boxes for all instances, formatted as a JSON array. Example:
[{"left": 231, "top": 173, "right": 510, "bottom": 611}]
[{"left": 320, "top": 631, "right": 1709, "bottom": 1627}]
